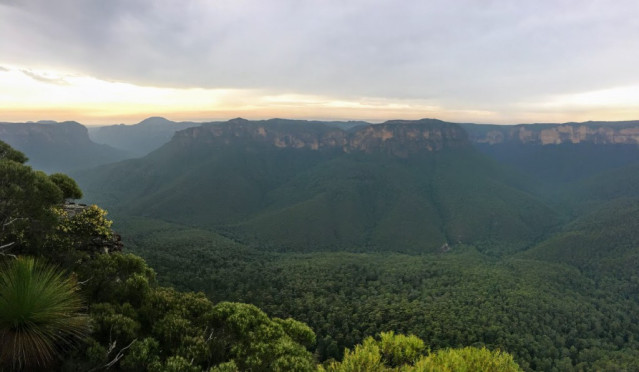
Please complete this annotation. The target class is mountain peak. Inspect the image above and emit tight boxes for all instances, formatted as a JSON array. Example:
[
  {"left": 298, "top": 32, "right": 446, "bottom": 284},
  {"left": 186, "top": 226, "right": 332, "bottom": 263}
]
[
  {"left": 137, "top": 117, "right": 174, "bottom": 126},
  {"left": 228, "top": 117, "right": 249, "bottom": 124}
]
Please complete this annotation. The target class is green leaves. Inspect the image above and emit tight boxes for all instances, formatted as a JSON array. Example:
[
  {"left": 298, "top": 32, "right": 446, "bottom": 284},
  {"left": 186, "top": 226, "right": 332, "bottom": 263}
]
[
  {"left": 274, "top": 317, "right": 317, "bottom": 349},
  {"left": 378, "top": 332, "right": 425, "bottom": 367},
  {"left": 0, "top": 140, "right": 28, "bottom": 163},
  {"left": 49, "top": 173, "right": 83, "bottom": 200},
  {"left": 0, "top": 160, "right": 63, "bottom": 254},
  {"left": 320, "top": 332, "right": 425, "bottom": 371},
  {"left": 0, "top": 256, "right": 88, "bottom": 370},
  {"left": 413, "top": 346, "right": 522, "bottom": 372},
  {"left": 210, "top": 302, "right": 316, "bottom": 371},
  {"left": 321, "top": 333, "right": 521, "bottom": 372}
]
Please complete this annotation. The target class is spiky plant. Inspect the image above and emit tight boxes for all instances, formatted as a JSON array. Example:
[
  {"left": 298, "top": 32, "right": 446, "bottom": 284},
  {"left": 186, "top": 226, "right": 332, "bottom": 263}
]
[{"left": 0, "top": 256, "right": 88, "bottom": 371}]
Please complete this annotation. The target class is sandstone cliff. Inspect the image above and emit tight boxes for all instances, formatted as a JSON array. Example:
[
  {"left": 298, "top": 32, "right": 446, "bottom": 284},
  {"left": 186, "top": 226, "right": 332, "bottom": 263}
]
[
  {"left": 464, "top": 121, "right": 639, "bottom": 145},
  {"left": 0, "top": 121, "right": 91, "bottom": 146},
  {"left": 173, "top": 118, "right": 469, "bottom": 157}
]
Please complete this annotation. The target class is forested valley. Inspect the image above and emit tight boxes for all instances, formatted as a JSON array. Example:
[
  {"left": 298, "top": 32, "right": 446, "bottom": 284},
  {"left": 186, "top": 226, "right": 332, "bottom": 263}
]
[
  {"left": 117, "top": 215, "right": 639, "bottom": 371},
  {"left": 3, "top": 118, "right": 639, "bottom": 371},
  {"left": 0, "top": 138, "right": 522, "bottom": 371}
]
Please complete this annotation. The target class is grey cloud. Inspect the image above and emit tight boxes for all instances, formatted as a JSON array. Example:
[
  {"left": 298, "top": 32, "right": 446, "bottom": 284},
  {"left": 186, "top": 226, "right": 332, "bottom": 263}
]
[
  {"left": 20, "top": 69, "right": 69, "bottom": 85},
  {"left": 1, "top": 0, "right": 639, "bottom": 111}
]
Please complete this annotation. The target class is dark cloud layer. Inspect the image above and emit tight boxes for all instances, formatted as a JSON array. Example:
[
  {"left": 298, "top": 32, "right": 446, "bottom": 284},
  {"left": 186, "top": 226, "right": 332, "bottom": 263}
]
[{"left": 1, "top": 0, "right": 638, "bottom": 111}]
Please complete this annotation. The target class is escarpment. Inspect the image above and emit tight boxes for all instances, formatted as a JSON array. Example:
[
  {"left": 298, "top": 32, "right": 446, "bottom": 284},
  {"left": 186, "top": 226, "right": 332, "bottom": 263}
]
[
  {"left": 172, "top": 118, "right": 470, "bottom": 157},
  {"left": 464, "top": 121, "right": 639, "bottom": 145},
  {"left": 0, "top": 121, "right": 127, "bottom": 173},
  {"left": 0, "top": 121, "right": 91, "bottom": 146}
]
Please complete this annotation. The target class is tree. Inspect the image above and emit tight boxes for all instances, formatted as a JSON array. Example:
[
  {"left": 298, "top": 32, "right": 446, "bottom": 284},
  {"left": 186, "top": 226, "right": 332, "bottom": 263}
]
[
  {"left": 0, "top": 256, "right": 89, "bottom": 371},
  {"left": 0, "top": 142, "right": 64, "bottom": 256},
  {"left": 319, "top": 332, "right": 522, "bottom": 372},
  {"left": 0, "top": 161, "right": 62, "bottom": 255},
  {"left": 46, "top": 205, "right": 121, "bottom": 266},
  {"left": 209, "top": 302, "right": 316, "bottom": 371},
  {"left": 0, "top": 140, "right": 27, "bottom": 163},
  {"left": 49, "top": 173, "right": 83, "bottom": 200},
  {"left": 413, "top": 346, "right": 522, "bottom": 372}
]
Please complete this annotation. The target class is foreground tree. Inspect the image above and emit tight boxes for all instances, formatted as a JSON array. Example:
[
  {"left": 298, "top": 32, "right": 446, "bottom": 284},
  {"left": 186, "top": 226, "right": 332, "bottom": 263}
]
[
  {"left": 49, "top": 173, "right": 83, "bottom": 200},
  {"left": 0, "top": 141, "right": 63, "bottom": 256},
  {"left": 413, "top": 347, "right": 523, "bottom": 372},
  {"left": 0, "top": 140, "right": 27, "bottom": 163},
  {"left": 0, "top": 256, "right": 88, "bottom": 371},
  {"left": 319, "top": 332, "right": 522, "bottom": 372}
]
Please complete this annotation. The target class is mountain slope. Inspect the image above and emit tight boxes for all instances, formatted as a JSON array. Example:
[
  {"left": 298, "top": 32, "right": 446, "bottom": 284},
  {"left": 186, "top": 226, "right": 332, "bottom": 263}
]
[
  {"left": 88, "top": 116, "right": 202, "bottom": 157},
  {"left": 521, "top": 198, "right": 639, "bottom": 278},
  {"left": 77, "top": 118, "right": 559, "bottom": 254},
  {"left": 461, "top": 121, "right": 639, "bottom": 185}
]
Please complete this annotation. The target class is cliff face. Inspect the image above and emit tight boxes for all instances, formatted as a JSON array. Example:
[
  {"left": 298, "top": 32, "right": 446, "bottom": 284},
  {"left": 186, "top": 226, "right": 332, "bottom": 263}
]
[
  {"left": 173, "top": 118, "right": 469, "bottom": 157},
  {"left": 0, "top": 121, "right": 91, "bottom": 147},
  {"left": 0, "top": 121, "right": 127, "bottom": 173},
  {"left": 348, "top": 120, "right": 469, "bottom": 155},
  {"left": 466, "top": 121, "right": 639, "bottom": 145}
]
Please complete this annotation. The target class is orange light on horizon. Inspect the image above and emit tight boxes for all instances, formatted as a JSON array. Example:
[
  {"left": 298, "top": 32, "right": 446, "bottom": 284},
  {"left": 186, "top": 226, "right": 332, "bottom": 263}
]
[{"left": 1, "top": 65, "right": 639, "bottom": 125}]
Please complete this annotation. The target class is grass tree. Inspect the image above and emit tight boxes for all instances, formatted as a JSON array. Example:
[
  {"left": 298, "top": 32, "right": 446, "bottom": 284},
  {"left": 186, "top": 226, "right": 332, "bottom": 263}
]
[{"left": 0, "top": 256, "right": 88, "bottom": 371}]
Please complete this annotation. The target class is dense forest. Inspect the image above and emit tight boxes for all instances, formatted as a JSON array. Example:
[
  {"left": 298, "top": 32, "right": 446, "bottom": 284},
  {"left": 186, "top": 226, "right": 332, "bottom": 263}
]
[
  {"left": 0, "top": 141, "right": 522, "bottom": 371},
  {"left": 117, "top": 215, "right": 639, "bottom": 371}
]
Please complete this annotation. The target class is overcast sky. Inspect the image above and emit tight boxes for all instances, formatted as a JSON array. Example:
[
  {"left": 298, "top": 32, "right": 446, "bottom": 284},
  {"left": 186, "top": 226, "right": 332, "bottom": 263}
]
[{"left": 1, "top": 0, "right": 638, "bottom": 125}]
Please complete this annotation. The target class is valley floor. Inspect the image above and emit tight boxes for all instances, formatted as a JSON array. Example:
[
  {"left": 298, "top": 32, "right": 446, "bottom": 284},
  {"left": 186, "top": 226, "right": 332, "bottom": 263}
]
[{"left": 117, "top": 216, "right": 639, "bottom": 372}]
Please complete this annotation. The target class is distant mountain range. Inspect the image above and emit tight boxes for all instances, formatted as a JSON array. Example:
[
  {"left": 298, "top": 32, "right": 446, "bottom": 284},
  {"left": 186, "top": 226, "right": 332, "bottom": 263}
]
[
  {"left": 87, "top": 117, "right": 202, "bottom": 157},
  {"left": 0, "top": 120, "right": 128, "bottom": 173},
  {"left": 88, "top": 117, "right": 370, "bottom": 157},
  {"left": 3, "top": 116, "right": 639, "bottom": 256},
  {"left": 74, "top": 118, "right": 561, "bottom": 254}
]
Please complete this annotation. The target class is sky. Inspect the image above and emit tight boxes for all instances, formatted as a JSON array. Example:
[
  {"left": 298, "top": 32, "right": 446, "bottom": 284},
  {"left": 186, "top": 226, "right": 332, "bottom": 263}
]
[{"left": 1, "top": 0, "right": 639, "bottom": 125}]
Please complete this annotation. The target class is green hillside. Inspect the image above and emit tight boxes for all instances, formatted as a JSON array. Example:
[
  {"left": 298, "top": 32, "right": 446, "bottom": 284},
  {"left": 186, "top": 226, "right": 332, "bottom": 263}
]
[
  {"left": 521, "top": 199, "right": 639, "bottom": 277},
  {"left": 521, "top": 162, "right": 639, "bottom": 277},
  {"left": 473, "top": 143, "right": 639, "bottom": 187},
  {"left": 234, "top": 148, "right": 558, "bottom": 254},
  {"left": 76, "top": 120, "right": 560, "bottom": 254}
]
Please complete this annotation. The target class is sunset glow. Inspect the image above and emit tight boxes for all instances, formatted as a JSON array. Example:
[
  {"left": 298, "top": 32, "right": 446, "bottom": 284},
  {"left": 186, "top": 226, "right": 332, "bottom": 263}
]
[{"left": 2, "top": 1, "right": 639, "bottom": 125}]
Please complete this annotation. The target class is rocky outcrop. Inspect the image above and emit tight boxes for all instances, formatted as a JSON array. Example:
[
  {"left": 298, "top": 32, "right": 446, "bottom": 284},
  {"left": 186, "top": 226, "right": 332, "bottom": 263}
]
[
  {"left": 173, "top": 118, "right": 469, "bottom": 157},
  {"left": 348, "top": 120, "right": 468, "bottom": 156},
  {"left": 465, "top": 121, "right": 639, "bottom": 145}
]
